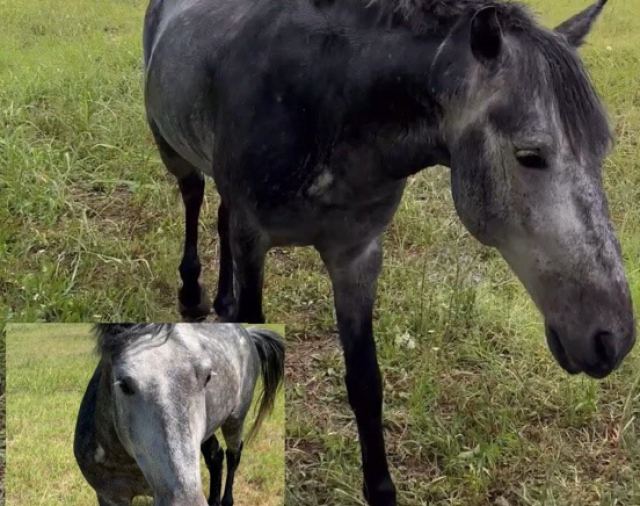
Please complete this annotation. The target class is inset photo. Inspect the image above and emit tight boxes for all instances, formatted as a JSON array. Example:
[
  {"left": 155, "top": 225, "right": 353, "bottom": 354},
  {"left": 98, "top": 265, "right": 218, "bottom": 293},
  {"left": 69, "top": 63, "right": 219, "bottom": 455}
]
[{"left": 5, "top": 323, "right": 284, "bottom": 506}]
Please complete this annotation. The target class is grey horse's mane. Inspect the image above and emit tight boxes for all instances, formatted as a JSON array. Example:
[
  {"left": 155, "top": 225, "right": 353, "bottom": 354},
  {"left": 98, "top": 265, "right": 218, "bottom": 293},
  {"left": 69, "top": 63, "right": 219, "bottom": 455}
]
[
  {"left": 369, "top": 0, "right": 611, "bottom": 157},
  {"left": 93, "top": 324, "right": 175, "bottom": 357}
]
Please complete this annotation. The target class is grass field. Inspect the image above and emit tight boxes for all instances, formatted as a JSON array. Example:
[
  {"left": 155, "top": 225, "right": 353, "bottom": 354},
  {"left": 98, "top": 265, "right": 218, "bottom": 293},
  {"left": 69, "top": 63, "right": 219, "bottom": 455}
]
[
  {"left": 5, "top": 324, "right": 284, "bottom": 506},
  {"left": 1, "top": 0, "right": 639, "bottom": 505},
  {"left": 1, "top": 327, "right": 5, "bottom": 506}
]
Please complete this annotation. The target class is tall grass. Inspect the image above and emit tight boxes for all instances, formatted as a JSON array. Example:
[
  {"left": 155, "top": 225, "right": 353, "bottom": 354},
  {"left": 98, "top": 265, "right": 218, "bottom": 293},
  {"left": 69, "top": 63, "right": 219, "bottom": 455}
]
[{"left": 1, "top": 0, "right": 639, "bottom": 504}]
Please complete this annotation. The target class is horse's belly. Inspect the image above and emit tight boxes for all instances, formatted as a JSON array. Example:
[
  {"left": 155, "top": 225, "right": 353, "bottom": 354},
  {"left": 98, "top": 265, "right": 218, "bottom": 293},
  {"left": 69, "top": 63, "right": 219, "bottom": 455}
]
[
  {"left": 258, "top": 186, "right": 407, "bottom": 248},
  {"left": 266, "top": 212, "right": 388, "bottom": 248}
]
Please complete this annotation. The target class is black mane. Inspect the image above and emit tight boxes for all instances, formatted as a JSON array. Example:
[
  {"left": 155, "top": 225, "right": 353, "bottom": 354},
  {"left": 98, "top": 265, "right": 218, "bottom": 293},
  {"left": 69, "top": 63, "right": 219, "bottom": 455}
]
[
  {"left": 93, "top": 323, "right": 175, "bottom": 357},
  {"left": 368, "top": 0, "right": 535, "bottom": 33},
  {"left": 369, "top": 0, "right": 611, "bottom": 157}
]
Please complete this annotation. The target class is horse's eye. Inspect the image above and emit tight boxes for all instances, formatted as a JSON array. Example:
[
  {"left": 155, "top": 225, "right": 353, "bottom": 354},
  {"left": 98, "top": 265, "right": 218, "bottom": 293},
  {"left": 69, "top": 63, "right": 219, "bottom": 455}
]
[
  {"left": 515, "top": 149, "right": 547, "bottom": 170},
  {"left": 204, "top": 372, "right": 212, "bottom": 386},
  {"left": 117, "top": 378, "right": 135, "bottom": 396}
]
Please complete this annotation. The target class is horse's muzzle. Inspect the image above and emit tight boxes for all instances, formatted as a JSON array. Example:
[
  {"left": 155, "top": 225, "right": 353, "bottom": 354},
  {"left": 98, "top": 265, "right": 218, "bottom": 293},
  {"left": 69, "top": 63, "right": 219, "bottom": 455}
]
[{"left": 545, "top": 324, "right": 636, "bottom": 379}]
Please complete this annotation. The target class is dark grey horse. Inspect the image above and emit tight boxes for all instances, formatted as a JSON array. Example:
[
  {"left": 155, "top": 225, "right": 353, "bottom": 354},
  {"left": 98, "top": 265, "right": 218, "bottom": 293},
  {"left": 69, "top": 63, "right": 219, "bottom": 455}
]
[
  {"left": 74, "top": 323, "right": 284, "bottom": 506},
  {"left": 143, "top": 0, "right": 635, "bottom": 504}
]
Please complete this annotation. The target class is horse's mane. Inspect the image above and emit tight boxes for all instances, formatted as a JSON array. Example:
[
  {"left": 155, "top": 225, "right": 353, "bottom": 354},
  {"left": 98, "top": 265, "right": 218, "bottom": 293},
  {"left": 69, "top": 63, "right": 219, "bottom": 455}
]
[
  {"left": 369, "top": 0, "right": 611, "bottom": 157},
  {"left": 93, "top": 323, "right": 175, "bottom": 357},
  {"left": 523, "top": 27, "right": 611, "bottom": 157},
  {"left": 369, "top": 0, "right": 533, "bottom": 32}
]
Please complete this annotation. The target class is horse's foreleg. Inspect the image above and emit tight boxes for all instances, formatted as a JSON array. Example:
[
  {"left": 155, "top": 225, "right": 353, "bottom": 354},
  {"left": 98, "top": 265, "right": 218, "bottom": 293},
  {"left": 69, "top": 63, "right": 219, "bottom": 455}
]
[
  {"left": 177, "top": 173, "right": 210, "bottom": 320},
  {"left": 201, "top": 434, "right": 224, "bottom": 506},
  {"left": 320, "top": 238, "right": 397, "bottom": 506},
  {"left": 227, "top": 219, "right": 266, "bottom": 323},
  {"left": 213, "top": 202, "right": 235, "bottom": 319}
]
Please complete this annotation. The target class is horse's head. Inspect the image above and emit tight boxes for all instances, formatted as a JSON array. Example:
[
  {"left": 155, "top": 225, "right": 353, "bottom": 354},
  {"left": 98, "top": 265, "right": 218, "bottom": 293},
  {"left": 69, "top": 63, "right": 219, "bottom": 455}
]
[
  {"left": 107, "top": 331, "right": 211, "bottom": 506},
  {"left": 431, "top": 0, "right": 635, "bottom": 378}
]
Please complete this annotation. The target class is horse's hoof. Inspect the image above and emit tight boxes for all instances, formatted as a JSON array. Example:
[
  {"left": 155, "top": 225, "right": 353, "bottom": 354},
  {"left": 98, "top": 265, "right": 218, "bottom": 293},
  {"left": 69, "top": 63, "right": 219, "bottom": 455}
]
[
  {"left": 179, "top": 304, "right": 211, "bottom": 322},
  {"left": 220, "top": 310, "right": 265, "bottom": 324},
  {"left": 179, "top": 285, "right": 211, "bottom": 321},
  {"left": 213, "top": 293, "right": 236, "bottom": 320},
  {"left": 363, "top": 479, "right": 397, "bottom": 506}
]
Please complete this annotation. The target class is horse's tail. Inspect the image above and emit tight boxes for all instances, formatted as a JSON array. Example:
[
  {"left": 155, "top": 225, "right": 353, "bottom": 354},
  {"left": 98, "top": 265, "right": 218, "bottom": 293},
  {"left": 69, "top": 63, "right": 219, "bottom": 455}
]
[{"left": 246, "top": 327, "right": 285, "bottom": 443}]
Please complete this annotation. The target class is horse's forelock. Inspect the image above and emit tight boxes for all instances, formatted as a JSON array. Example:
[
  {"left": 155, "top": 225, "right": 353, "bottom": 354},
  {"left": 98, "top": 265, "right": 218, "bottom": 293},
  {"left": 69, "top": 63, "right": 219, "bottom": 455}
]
[
  {"left": 93, "top": 324, "right": 175, "bottom": 358},
  {"left": 519, "top": 29, "right": 611, "bottom": 159}
]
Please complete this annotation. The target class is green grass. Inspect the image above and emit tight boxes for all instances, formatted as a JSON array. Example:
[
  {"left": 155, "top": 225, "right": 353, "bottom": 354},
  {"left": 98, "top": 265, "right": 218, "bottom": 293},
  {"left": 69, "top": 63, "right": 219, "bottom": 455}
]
[
  {"left": 1, "top": 325, "right": 5, "bottom": 506},
  {"left": 1, "top": 0, "right": 640, "bottom": 505},
  {"left": 5, "top": 324, "right": 284, "bottom": 506}
]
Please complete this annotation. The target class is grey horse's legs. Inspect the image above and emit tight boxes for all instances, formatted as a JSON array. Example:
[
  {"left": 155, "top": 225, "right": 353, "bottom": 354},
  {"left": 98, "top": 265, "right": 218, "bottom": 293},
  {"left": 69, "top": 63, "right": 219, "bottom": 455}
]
[
  {"left": 319, "top": 237, "right": 396, "bottom": 506},
  {"left": 213, "top": 202, "right": 235, "bottom": 319},
  {"left": 227, "top": 218, "right": 267, "bottom": 323},
  {"left": 202, "top": 434, "right": 225, "bottom": 506},
  {"left": 150, "top": 123, "right": 209, "bottom": 320},
  {"left": 220, "top": 420, "right": 244, "bottom": 506}
]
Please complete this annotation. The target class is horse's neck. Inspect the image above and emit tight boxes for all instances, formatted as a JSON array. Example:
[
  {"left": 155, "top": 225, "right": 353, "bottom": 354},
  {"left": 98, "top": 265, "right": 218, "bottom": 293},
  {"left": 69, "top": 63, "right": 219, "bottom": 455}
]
[{"left": 341, "top": 23, "right": 452, "bottom": 174}]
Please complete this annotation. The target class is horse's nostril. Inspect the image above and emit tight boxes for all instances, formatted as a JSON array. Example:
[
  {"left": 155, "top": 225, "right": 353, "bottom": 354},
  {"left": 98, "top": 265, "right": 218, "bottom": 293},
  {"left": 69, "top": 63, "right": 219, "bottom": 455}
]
[
  {"left": 593, "top": 331, "right": 618, "bottom": 366},
  {"left": 545, "top": 324, "right": 580, "bottom": 374}
]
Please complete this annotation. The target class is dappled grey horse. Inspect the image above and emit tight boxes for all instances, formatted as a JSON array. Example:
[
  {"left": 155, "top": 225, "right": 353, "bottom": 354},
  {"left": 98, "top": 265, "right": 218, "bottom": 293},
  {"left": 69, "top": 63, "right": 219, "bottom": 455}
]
[
  {"left": 74, "top": 324, "right": 284, "bottom": 506},
  {"left": 144, "top": 0, "right": 635, "bottom": 504}
]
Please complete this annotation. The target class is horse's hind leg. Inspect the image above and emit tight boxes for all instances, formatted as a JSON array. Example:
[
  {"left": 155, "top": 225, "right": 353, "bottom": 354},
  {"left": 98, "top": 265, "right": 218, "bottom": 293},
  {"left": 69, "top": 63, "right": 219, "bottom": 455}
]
[
  {"left": 176, "top": 173, "right": 211, "bottom": 320},
  {"left": 202, "top": 434, "right": 224, "bottom": 505},
  {"left": 150, "top": 123, "right": 210, "bottom": 320},
  {"left": 224, "top": 217, "right": 267, "bottom": 323},
  {"left": 220, "top": 420, "right": 244, "bottom": 506},
  {"left": 213, "top": 201, "right": 235, "bottom": 320}
]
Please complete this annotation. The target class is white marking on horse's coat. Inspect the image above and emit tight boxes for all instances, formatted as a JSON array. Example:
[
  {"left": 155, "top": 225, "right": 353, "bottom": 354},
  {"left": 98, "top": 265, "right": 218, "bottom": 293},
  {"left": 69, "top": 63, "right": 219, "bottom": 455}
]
[
  {"left": 95, "top": 445, "right": 106, "bottom": 463},
  {"left": 308, "top": 170, "right": 334, "bottom": 196}
]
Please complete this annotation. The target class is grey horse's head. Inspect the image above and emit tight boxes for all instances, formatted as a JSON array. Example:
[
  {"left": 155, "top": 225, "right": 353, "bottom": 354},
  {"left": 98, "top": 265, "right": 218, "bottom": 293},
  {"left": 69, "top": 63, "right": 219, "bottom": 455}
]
[
  {"left": 431, "top": 0, "right": 635, "bottom": 378},
  {"left": 107, "top": 328, "right": 212, "bottom": 506}
]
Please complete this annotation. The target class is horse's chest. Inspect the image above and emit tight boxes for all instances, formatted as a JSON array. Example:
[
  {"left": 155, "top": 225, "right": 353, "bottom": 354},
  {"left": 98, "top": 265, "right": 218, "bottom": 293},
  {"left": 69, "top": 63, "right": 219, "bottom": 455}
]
[{"left": 255, "top": 165, "right": 406, "bottom": 247}]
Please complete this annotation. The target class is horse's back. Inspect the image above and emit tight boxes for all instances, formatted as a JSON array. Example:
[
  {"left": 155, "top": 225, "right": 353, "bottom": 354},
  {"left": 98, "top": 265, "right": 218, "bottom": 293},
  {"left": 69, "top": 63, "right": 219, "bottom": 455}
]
[{"left": 143, "top": 0, "right": 276, "bottom": 173}]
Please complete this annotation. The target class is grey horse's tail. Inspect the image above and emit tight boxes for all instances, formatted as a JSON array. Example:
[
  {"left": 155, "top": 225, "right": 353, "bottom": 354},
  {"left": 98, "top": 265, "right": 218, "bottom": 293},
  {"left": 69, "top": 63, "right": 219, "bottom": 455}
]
[{"left": 246, "top": 327, "right": 285, "bottom": 442}]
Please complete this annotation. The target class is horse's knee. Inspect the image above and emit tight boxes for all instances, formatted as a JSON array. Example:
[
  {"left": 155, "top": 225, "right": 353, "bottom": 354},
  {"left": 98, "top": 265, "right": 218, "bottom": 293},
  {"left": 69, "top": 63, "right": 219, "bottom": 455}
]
[
  {"left": 214, "top": 447, "right": 224, "bottom": 466},
  {"left": 226, "top": 443, "right": 243, "bottom": 469}
]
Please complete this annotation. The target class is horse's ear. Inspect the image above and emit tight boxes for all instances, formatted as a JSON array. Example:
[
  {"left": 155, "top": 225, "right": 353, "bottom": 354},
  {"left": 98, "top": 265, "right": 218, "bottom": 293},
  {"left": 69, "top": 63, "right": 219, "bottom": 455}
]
[
  {"left": 555, "top": 0, "right": 607, "bottom": 47},
  {"left": 470, "top": 6, "right": 503, "bottom": 64}
]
